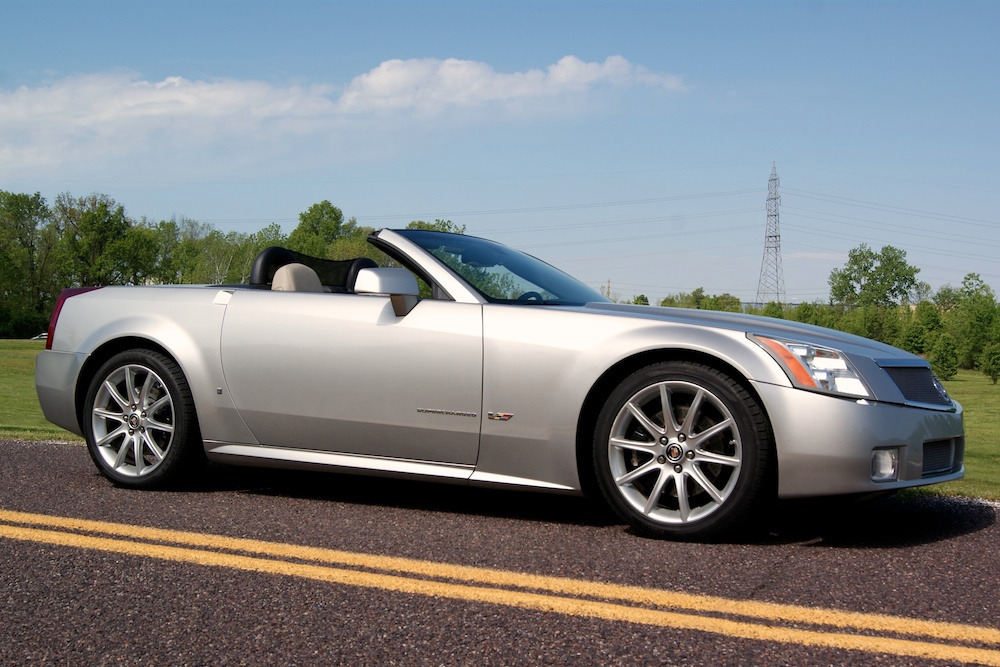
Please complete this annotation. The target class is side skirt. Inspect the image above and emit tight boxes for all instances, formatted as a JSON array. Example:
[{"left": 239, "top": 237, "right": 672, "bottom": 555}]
[{"left": 204, "top": 441, "right": 581, "bottom": 494}]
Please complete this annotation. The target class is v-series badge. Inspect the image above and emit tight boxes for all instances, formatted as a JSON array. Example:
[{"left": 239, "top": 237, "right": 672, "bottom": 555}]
[{"left": 487, "top": 412, "right": 514, "bottom": 421}]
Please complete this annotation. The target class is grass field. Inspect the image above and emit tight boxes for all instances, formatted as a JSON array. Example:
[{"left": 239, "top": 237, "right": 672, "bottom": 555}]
[
  {"left": 2, "top": 340, "right": 997, "bottom": 499},
  {"left": 0, "top": 340, "right": 83, "bottom": 441},
  {"left": 928, "top": 370, "right": 1000, "bottom": 501}
]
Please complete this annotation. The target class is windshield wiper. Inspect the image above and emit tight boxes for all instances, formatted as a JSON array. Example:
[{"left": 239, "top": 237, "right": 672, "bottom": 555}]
[{"left": 517, "top": 299, "right": 567, "bottom": 306}]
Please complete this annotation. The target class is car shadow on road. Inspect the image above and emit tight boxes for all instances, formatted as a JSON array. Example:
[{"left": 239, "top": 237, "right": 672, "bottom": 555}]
[
  {"left": 197, "top": 463, "right": 621, "bottom": 529},
  {"left": 759, "top": 493, "right": 997, "bottom": 548},
  {"left": 185, "top": 464, "right": 995, "bottom": 546}
]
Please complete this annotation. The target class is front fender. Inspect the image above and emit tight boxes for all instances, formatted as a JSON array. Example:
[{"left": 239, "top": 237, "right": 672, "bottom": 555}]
[{"left": 474, "top": 306, "right": 788, "bottom": 491}]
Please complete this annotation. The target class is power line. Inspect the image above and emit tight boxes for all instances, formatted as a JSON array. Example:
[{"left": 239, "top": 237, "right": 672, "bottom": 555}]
[
  {"left": 782, "top": 188, "right": 1000, "bottom": 228},
  {"left": 354, "top": 189, "right": 762, "bottom": 222},
  {"left": 783, "top": 206, "right": 1000, "bottom": 250}
]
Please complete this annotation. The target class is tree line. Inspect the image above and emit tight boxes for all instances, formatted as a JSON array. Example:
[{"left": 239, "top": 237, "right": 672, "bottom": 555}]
[
  {"left": 0, "top": 190, "right": 442, "bottom": 338},
  {"left": 3, "top": 189, "right": 998, "bottom": 383},
  {"left": 618, "top": 251, "right": 1000, "bottom": 384}
]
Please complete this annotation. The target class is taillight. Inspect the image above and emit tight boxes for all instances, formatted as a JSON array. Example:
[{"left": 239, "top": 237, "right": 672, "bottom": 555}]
[{"left": 46, "top": 287, "right": 103, "bottom": 350}]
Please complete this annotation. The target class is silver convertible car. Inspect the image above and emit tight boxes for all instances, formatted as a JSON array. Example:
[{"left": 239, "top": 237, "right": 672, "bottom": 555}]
[{"left": 36, "top": 229, "right": 964, "bottom": 539}]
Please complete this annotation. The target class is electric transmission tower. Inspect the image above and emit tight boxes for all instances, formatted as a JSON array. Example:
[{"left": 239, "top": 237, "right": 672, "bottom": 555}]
[{"left": 755, "top": 163, "right": 785, "bottom": 306}]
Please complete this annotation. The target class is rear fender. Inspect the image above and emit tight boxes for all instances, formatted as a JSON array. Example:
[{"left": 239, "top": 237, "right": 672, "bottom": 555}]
[{"left": 56, "top": 288, "right": 258, "bottom": 446}]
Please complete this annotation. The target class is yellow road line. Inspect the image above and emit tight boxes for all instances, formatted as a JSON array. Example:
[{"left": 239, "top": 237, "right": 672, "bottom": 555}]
[
  {"left": 1, "top": 509, "right": 995, "bottom": 646},
  {"left": 2, "top": 510, "right": 999, "bottom": 664}
]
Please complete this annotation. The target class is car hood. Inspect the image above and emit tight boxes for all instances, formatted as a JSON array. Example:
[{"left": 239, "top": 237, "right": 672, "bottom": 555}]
[{"left": 581, "top": 302, "right": 924, "bottom": 365}]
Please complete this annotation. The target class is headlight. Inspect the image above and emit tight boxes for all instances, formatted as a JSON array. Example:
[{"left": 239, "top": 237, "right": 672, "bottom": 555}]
[{"left": 752, "top": 335, "right": 871, "bottom": 398}]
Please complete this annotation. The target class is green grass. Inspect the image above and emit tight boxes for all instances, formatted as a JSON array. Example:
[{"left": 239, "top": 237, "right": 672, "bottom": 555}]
[
  {"left": 0, "top": 340, "right": 83, "bottom": 441},
  {"left": 930, "top": 370, "right": 1000, "bottom": 501},
  {"left": 2, "top": 340, "right": 997, "bottom": 499}
]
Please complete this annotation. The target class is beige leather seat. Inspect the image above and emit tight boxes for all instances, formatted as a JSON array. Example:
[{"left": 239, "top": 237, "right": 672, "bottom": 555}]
[{"left": 271, "top": 263, "right": 324, "bottom": 292}]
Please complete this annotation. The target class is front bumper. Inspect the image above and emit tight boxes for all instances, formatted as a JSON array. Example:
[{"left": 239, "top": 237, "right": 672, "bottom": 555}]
[{"left": 754, "top": 381, "right": 964, "bottom": 498}]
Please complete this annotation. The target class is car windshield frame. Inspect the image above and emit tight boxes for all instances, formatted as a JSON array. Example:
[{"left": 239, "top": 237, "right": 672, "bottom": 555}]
[{"left": 395, "top": 229, "right": 610, "bottom": 306}]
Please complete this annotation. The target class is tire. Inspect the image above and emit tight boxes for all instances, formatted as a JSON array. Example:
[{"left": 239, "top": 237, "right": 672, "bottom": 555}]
[
  {"left": 593, "top": 361, "right": 772, "bottom": 539},
  {"left": 83, "top": 349, "right": 202, "bottom": 488}
]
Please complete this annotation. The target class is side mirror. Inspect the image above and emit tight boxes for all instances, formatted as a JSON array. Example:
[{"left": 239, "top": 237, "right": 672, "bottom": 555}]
[{"left": 353, "top": 268, "right": 420, "bottom": 316}]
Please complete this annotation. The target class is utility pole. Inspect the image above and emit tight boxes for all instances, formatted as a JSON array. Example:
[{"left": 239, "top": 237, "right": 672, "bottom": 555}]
[{"left": 755, "top": 163, "right": 785, "bottom": 306}]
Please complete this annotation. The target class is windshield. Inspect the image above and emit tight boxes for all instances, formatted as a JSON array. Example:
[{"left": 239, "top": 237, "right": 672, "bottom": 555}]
[{"left": 397, "top": 229, "right": 609, "bottom": 305}]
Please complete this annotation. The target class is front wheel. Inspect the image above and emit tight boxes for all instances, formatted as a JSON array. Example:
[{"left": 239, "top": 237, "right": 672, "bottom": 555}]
[
  {"left": 84, "top": 350, "right": 202, "bottom": 488},
  {"left": 593, "top": 361, "right": 773, "bottom": 539}
]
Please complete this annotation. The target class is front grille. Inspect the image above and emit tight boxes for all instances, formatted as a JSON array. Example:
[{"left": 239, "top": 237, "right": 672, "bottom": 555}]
[
  {"left": 884, "top": 367, "right": 952, "bottom": 406},
  {"left": 923, "top": 439, "right": 957, "bottom": 477}
]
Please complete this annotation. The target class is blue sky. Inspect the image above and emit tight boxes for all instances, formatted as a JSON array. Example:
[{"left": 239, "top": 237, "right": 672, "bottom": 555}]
[{"left": 2, "top": 1, "right": 998, "bottom": 302}]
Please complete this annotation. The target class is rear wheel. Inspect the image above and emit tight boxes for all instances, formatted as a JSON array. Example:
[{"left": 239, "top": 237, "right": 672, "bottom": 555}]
[
  {"left": 84, "top": 350, "right": 201, "bottom": 488},
  {"left": 593, "top": 361, "right": 772, "bottom": 539}
]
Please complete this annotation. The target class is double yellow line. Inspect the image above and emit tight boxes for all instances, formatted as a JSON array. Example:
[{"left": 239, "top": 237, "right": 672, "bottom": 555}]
[{"left": 2, "top": 508, "right": 999, "bottom": 664}]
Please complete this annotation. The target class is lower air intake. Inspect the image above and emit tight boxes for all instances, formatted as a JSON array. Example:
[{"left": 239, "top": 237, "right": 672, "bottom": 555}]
[{"left": 922, "top": 439, "right": 957, "bottom": 477}]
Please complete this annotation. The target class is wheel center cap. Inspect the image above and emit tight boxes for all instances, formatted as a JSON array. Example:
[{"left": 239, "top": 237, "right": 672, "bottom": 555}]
[
  {"left": 128, "top": 413, "right": 141, "bottom": 429},
  {"left": 665, "top": 443, "right": 684, "bottom": 463}
]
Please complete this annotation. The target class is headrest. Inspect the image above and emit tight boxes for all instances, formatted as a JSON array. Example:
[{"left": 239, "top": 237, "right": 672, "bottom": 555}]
[{"left": 271, "top": 263, "right": 324, "bottom": 292}]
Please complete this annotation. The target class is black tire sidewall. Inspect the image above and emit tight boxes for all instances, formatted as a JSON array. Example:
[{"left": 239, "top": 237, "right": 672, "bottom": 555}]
[
  {"left": 593, "top": 361, "right": 771, "bottom": 539},
  {"left": 83, "top": 350, "right": 198, "bottom": 488}
]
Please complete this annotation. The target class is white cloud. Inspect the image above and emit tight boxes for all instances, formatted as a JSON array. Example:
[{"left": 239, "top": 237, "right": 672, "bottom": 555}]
[
  {"left": 3, "top": 72, "right": 336, "bottom": 125},
  {"left": 0, "top": 56, "right": 685, "bottom": 169},
  {"left": 336, "top": 55, "right": 686, "bottom": 113},
  {"left": 0, "top": 71, "right": 339, "bottom": 168}
]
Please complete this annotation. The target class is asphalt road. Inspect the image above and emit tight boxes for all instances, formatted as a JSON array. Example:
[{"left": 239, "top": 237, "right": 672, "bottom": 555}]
[{"left": 2, "top": 438, "right": 998, "bottom": 665}]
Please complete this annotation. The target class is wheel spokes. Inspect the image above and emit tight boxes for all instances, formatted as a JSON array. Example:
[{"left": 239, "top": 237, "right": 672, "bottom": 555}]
[
  {"left": 608, "top": 378, "right": 743, "bottom": 526},
  {"left": 145, "top": 417, "right": 174, "bottom": 435},
  {"left": 615, "top": 457, "right": 659, "bottom": 486},
  {"left": 609, "top": 436, "right": 656, "bottom": 454},
  {"left": 687, "top": 464, "right": 726, "bottom": 504},
  {"left": 132, "top": 434, "right": 146, "bottom": 474},
  {"left": 91, "top": 362, "right": 175, "bottom": 478},
  {"left": 124, "top": 366, "right": 139, "bottom": 407},
  {"left": 693, "top": 448, "right": 741, "bottom": 469},
  {"left": 679, "top": 387, "right": 706, "bottom": 435},
  {"left": 141, "top": 431, "right": 166, "bottom": 462},
  {"left": 93, "top": 407, "right": 126, "bottom": 423},
  {"left": 625, "top": 400, "right": 664, "bottom": 439},
  {"left": 95, "top": 425, "right": 127, "bottom": 448},
  {"left": 675, "top": 472, "right": 691, "bottom": 522},
  {"left": 113, "top": 436, "right": 132, "bottom": 469},
  {"left": 146, "top": 394, "right": 170, "bottom": 416},
  {"left": 103, "top": 379, "right": 130, "bottom": 411},
  {"left": 642, "top": 469, "right": 670, "bottom": 515},
  {"left": 659, "top": 384, "right": 681, "bottom": 436},
  {"left": 139, "top": 372, "right": 157, "bottom": 409}
]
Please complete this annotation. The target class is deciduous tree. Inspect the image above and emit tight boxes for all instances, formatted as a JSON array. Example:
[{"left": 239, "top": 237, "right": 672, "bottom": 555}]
[
  {"left": 52, "top": 193, "right": 152, "bottom": 286},
  {"left": 981, "top": 342, "right": 1000, "bottom": 384},
  {"left": 406, "top": 219, "right": 466, "bottom": 234},
  {"left": 829, "top": 244, "right": 919, "bottom": 307},
  {"left": 0, "top": 191, "right": 59, "bottom": 332},
  {"left": 287, "top": 201, "right": 354, "bottom": 256},
  {"left": 948, "top": 273, "right": 997, "bottom": 368},
  {"left": 931, "top": 333, "right": 959, "bottom": 380}
]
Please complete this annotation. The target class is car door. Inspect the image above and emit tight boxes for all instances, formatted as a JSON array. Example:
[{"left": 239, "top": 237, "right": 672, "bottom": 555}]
[{"left": 220, "top": 289, "right": 483, "bottom": 465}]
